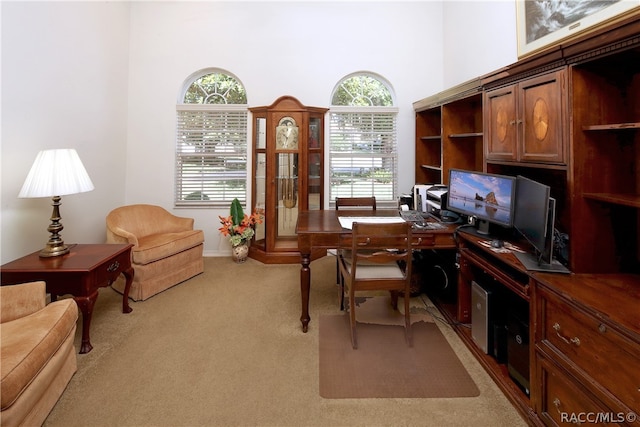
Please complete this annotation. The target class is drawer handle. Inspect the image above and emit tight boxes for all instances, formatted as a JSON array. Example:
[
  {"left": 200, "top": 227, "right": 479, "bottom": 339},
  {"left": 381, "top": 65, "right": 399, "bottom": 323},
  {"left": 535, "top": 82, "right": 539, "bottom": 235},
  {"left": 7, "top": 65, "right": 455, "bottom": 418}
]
[
  {"left": 553, "top": 323, "right": 581, "bottom": 346},
  {"left": 107, "top": 261, "right": 120, "bottom": 273},
  {"left": 553, "top": 398, "right": 581, "bottom": 425},
  {"left": 411, "top": 237, "right": 423, "bottom": 246},
  {"left": 358, "top": 238, "right": 371, "bottom": 246}
]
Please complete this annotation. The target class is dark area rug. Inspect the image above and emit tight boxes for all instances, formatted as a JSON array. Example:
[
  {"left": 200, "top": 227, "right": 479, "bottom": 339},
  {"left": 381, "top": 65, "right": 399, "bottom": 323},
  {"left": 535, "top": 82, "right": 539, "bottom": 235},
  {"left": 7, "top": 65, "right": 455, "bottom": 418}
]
[{"left": 319, "top": 314, "right": 480, "bottom": 399}]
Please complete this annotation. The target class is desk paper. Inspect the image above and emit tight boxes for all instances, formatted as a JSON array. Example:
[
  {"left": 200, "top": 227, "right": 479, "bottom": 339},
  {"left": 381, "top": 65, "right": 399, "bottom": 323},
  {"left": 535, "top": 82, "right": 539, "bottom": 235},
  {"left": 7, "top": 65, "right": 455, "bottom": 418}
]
[{"left": 338, "top": 216, "right": 405, "bottom": 230}]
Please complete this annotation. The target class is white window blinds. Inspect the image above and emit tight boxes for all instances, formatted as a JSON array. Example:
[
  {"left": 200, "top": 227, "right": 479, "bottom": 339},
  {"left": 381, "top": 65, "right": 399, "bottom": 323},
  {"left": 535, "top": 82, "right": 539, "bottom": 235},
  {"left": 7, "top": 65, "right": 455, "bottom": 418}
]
[
  {"left": 329, "top": 108, "right": 398, "bottom": 206},
  {"left": 175, "top": 106, "right": 248, "bottom": 206}
]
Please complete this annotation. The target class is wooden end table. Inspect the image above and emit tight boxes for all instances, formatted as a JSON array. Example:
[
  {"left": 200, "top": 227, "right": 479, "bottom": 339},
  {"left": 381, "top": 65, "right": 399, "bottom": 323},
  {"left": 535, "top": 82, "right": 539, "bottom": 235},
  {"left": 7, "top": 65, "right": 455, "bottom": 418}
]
[{"left": 1, "top": 243, "right": 134, "bottom": 354}]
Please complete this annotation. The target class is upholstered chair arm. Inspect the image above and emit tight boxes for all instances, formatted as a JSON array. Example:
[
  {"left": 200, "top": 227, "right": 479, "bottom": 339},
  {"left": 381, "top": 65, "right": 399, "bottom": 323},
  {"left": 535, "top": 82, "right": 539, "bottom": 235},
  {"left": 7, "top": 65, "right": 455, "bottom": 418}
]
[
  {"left": 164, "top": 215, "right": 195, "bottom": 232},
  {"left": 106, "top": 225, "right": 140, "bottom": 247},
  {"left": 0, "top": 281, "right": 47, "bottom": 323}
]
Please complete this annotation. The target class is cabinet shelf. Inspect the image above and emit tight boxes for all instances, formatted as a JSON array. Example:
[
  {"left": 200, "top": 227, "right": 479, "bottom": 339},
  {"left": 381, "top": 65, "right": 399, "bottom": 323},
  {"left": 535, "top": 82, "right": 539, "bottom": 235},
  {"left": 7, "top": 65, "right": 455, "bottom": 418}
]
[
  {"left": 421, "top": 164, "right": 442, "bottom": 171},
  {"left": 420, "top": 135, "right": 442, "bottom": 141},
  {"left": 583, "top": 193, "right": 640, "bottom": 208},
  {"left": 448, "top": 132, "right": 483, "bottom": 138},
  {"left": 582, "top": 122, "right": 640, "bottom": 131}
]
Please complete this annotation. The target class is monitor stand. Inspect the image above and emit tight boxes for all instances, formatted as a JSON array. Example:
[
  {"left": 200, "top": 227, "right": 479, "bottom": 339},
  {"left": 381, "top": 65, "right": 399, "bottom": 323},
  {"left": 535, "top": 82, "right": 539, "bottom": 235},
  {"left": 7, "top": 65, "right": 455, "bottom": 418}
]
[
  {"left": 514, "top": 252, "right": 571, "bottom": 274},
  {"left": 476, "top": 219, "right": 490, "bottom": 235},
  {"left": 459, "top": 223, "right": 504, "bottom": 241}
]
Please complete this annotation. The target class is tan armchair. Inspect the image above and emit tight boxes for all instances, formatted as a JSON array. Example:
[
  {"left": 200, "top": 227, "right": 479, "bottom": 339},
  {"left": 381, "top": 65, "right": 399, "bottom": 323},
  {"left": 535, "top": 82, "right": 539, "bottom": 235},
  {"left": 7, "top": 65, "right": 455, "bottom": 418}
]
[
  {"left": 106, "top": 204, "right": 204, "bottom": 301},
  {"left": 1, "top": 281, "right": 78, "bottom": 427}
]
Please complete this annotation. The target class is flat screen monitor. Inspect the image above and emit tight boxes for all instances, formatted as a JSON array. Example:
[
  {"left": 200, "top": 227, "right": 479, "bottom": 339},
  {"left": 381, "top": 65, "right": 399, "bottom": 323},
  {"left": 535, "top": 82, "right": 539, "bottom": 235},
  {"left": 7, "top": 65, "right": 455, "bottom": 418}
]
[
  {"left": 513, "top": 175, "right": 550, "bottom": 257},
  {"left": 512, "top": 175, "right": 569, "bottom": 273},
  {"left": 447, "top": 169, "right": 516, "bottom": 234}
]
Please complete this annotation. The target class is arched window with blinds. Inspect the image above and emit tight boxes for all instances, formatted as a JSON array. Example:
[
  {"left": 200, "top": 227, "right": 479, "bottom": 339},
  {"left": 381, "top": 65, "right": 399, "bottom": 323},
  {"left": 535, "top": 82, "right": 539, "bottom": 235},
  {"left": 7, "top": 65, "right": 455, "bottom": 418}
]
[
  {"left": 329, "top": 73, "right": 398, "bottom": 207},
  {"left": 175, "top": 70, "right": 248, "bottom": 207}
]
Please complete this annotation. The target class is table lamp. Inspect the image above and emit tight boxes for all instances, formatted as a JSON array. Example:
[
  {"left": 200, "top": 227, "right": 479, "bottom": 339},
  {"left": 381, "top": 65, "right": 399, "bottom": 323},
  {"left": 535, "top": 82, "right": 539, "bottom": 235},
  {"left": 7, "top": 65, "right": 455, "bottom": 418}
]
[{"left": 18, "top": 149, "right": 95, "bottom": 257}]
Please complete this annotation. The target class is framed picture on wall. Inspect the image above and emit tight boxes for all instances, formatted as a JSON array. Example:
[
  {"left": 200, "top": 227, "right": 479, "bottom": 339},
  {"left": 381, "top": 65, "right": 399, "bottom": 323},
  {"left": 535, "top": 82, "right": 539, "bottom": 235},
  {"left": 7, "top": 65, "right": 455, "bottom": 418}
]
[{"left": 516, "top": 0, "right": 640, "bottom": 58}]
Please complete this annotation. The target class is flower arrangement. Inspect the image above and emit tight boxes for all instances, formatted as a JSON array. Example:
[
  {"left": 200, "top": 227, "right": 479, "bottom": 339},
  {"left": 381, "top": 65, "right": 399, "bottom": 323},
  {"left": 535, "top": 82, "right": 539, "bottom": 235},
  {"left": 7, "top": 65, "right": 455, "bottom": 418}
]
[{"left": 218, "top": 198, "right": 263, "bottom": 247}]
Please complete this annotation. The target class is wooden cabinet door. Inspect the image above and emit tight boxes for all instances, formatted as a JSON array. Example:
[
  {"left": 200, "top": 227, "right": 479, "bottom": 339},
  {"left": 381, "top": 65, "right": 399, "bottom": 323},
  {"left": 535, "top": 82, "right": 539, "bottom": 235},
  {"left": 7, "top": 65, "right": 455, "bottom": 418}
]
[
  {"left": 519, "top": 70, "right": 566, "bottom": 164},
  {"left": 485, "top": 85, "right": 517, "bottom": 161}
]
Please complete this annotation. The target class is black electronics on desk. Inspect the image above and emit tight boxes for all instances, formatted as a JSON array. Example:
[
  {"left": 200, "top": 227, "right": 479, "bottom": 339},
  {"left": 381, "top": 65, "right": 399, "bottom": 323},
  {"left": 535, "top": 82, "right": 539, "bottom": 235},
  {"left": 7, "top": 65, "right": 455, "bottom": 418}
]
[
  {"left": 447, "top": 168, "right": 516, "bottom": 235},
  {"left": 425, "top": 185, "right": 448, "bottom": 217}
]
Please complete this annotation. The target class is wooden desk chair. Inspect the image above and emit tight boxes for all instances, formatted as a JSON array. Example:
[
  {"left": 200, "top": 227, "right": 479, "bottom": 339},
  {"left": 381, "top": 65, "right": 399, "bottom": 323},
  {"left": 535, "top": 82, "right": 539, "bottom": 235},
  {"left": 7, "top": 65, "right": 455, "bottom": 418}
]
[
  {"left": 334, "top": 197, "right": 377, "bottom": 309},
  {"left": 335, "top": 197, "right": 377, "bottom": 211},
  {"left": 337, "top": 221, "right": 413, "bottom": 349}
]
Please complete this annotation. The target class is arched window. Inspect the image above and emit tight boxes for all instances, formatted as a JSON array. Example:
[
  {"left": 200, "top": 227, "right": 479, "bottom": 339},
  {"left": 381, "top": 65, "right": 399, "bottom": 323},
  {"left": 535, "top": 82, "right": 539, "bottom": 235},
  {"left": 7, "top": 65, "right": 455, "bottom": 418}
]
[
  {"left": 175, "top": 70, "right": 248, "bottom": 207},
  {"left": 329, "top": 73, "right": 398, "bottom": 206}
]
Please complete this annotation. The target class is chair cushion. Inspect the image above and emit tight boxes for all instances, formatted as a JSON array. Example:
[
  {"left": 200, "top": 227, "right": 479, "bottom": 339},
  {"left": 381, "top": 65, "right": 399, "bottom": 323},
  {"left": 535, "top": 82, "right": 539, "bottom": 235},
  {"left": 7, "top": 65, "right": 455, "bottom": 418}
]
[
  {"left": 133, "top": 230, "right": 204, "bottom": 265},
  {"left": 0, "top": 299, "right": 77, "bottom": 410}
]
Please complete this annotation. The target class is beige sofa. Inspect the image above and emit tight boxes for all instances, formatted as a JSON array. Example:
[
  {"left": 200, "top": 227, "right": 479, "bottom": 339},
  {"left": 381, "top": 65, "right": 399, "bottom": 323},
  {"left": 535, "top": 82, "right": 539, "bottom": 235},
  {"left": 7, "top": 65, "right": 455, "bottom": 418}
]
[
  {"left": 106, "top": 204, "right": 204, "bottom": 301},
  {"left": 0, "top": 281, "right": 78, "bottom": 427}
]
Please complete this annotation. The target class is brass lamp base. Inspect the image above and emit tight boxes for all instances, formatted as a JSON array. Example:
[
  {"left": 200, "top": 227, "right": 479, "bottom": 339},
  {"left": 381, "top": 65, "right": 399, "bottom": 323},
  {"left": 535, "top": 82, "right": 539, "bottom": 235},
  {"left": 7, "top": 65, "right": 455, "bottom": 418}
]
[
  {"left": 39, "top": 242, "right": 70, "bottom": 258},
  {"left": 39, "top": 195, "right": 70, "bottom": 258}
]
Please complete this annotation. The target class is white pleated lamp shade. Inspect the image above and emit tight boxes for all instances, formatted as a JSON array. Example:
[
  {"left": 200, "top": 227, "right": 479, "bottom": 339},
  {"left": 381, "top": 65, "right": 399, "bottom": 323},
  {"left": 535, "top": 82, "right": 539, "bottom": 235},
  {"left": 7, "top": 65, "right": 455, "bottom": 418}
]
[{"left": 19, "top": 149, "right": 95, "bottom": 198}]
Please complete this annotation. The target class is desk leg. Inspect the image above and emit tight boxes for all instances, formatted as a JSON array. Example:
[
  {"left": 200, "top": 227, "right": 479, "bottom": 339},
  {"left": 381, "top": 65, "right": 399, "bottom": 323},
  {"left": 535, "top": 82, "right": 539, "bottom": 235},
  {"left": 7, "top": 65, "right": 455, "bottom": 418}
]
[
  {"left": 75, "top": 290, "right": 99, "bottom": 354},
  {"left": 300, "top": 252, "right": 311, "bottom": 332},
  {"left": 121, "top": 267, "right": 134, "bottom": 314}
]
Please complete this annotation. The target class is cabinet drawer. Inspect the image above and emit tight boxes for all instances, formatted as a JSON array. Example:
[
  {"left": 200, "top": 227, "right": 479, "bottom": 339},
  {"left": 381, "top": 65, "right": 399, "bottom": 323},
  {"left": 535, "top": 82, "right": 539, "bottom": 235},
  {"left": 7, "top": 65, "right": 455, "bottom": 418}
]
[
  {"left": 92, "top": 250, "right": 131, "bottom": 286},
  {"left": 538, "top": 290, "right": 640, "bottom": 414},
  {"left": 536, "top": 353, "right": 613, "bottom": 426}
]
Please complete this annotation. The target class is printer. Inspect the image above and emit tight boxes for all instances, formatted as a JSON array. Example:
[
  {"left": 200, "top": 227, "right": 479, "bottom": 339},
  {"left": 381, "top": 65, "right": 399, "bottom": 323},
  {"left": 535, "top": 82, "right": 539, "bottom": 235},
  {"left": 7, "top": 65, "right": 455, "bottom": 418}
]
[{"left": 426, "top": 185, "right": 448, "bottom": 217}]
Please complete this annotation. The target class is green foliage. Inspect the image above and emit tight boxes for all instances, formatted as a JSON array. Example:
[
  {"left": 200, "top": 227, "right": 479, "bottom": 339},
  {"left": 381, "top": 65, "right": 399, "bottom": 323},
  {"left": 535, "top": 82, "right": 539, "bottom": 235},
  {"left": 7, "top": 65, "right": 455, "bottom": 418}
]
[
  {"left": 371, "top": 169, "right": 392, "bottom": 183},
  {"left": 185, "top": 191, "right": 210, "bottom": 201},
  {"left": 184, "top": 72, "right": 247, "bottom": 104},
  {"left": 230, "top": 198, "right": 244, "bottom": 226},
  {"left": 331, "top": 75, "right": 393, "bottom": 107}
]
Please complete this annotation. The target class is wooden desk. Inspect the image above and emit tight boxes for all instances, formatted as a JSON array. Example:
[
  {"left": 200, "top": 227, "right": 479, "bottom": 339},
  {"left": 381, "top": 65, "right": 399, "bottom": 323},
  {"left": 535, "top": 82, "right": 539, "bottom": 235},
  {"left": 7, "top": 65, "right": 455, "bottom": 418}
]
[
  {"left": 295, "top": 209, "right": 457, "bottom": 332},
  {"left": 1, "top": 244, "right": 134, "bottom": 353}
]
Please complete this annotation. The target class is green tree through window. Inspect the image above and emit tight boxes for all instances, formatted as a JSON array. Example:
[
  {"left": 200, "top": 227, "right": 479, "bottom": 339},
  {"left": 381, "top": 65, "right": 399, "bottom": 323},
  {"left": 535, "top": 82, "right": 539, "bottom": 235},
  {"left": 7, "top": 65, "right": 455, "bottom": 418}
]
[
  {"left": 332, "top": 75, "right": 393, "bottom": 107},
  {"left": 184, "top": 73, "right": 247, "bottom": 105}
]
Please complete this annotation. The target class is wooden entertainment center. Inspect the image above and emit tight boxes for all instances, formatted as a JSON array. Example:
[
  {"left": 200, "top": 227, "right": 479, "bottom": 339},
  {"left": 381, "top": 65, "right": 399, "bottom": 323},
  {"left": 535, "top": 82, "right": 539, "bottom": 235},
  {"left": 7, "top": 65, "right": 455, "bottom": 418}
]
[{"left": 414, "top": 12, "right": 640, "bottom": 426}]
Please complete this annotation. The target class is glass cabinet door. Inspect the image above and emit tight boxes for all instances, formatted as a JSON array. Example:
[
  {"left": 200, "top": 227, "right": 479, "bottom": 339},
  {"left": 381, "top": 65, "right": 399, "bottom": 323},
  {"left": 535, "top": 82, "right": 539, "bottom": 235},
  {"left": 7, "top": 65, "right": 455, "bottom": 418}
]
[
  {"left": 276, "top": 152, "right": 298, "bottom": 237},
  {"left": 253, "top": 117, "right": 267, "bottom": 250},
  {"left": 308, "top": 116, "right": 322, "bottom": 210}
]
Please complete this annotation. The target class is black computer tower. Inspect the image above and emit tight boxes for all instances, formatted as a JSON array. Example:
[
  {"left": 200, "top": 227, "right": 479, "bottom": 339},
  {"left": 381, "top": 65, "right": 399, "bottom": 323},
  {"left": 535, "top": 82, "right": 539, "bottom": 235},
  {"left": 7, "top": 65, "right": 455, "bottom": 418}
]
[
  {"left": 506, "top": 299, "right": 530, "bottom": 396},
  {"left": 492, "top": 323, "right": 508, "bottom": 363},
  {"left": 418, "top": 249, "right": 458, "bottom": 304}
]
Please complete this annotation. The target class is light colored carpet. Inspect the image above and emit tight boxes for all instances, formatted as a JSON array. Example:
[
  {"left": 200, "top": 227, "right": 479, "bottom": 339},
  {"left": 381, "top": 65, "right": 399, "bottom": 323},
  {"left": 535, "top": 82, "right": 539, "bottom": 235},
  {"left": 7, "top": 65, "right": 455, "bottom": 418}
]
[{"left": 44, "top": 255, "right": 527, "bottom": 427}]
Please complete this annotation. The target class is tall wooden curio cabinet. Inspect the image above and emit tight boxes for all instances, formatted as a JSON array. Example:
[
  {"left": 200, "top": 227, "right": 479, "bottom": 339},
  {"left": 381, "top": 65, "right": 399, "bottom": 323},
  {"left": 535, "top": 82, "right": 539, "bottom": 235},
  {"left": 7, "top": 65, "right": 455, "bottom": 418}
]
[{"left": 249, "top": 96, "right": 328, "bottom": 264}]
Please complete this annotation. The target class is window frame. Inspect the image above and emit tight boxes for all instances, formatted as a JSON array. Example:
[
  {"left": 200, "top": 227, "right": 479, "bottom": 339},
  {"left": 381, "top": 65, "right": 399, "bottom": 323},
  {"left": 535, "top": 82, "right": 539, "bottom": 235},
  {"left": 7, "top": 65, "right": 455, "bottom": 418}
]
[
  {"left": 329, "top": 75, "right": 399, "bottom": 209},
  {"left": 175, "top": 71, "right": 248, "bottom": 208}
]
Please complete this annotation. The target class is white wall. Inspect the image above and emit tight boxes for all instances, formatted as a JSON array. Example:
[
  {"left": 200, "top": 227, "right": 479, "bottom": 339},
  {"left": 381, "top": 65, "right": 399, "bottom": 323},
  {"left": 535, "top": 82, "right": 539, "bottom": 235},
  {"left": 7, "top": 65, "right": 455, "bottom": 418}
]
[
  {"left": 1, "top": 1, "right": 131, "bottom": 263},
  {"left": 125, "top": 1, "right": 446, "bottom": 255},
  {"left": 1, "top": 1, "right": 517, "bottom": 262},
  {"left": 443, "top": 0, "right": 518, "bottom": 87}
]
